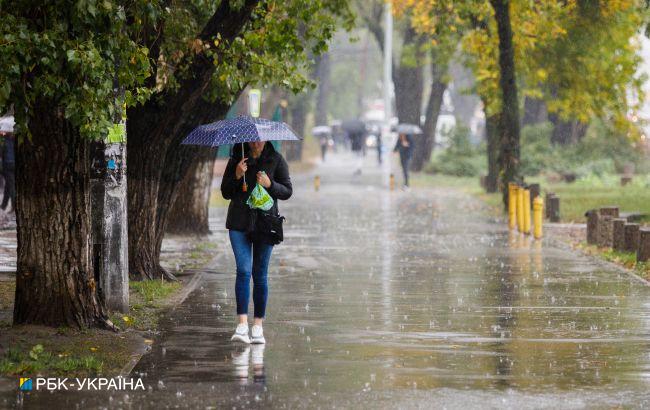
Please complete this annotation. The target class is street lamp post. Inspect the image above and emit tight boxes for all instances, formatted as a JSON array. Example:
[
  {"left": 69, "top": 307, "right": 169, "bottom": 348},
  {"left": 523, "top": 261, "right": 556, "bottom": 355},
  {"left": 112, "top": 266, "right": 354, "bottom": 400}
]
[{"left": 383, "top": 0, "right": 394, "bottom": 183}]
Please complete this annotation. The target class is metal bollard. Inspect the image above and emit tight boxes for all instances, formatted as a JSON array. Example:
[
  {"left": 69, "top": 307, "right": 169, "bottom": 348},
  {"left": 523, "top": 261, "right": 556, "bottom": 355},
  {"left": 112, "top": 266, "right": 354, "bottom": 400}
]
[
  {"left": 389, "top": 173, "right": 395, "bottom": 191},
  {"left": 314, "top": 175, "right": 321, "bottom": 191},
  {"left": 517, "top": 185, "right": 525, "bottom": 232},
  {"left": 508, "top": 183, "right": 517, "bottom": 230},
  {"left": 533, "top": 196, "right": 543, "bottom": 239},
  {"left": 523, "top": 188, "right": 531, "bottom": 235}
]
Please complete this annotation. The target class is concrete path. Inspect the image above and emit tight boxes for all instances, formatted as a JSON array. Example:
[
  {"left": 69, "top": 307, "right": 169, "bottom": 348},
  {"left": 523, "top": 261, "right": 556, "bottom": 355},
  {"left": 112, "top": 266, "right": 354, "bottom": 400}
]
[{"left": 8, "top": 151, "right": 650, "bottom": 409}]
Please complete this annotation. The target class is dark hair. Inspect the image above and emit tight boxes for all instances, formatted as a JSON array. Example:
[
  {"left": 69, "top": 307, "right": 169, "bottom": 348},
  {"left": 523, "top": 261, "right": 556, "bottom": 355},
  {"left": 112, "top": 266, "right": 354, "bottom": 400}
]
[{"left": 231, "top": 142, "right": 275, "bottom": 162}]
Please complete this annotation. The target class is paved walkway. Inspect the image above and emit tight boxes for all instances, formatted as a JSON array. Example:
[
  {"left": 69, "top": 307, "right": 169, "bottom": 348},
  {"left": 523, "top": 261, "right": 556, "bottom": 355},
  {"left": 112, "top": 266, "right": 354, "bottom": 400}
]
[{"left": 9, "top": 152, "right": 650, "bottom": 408}]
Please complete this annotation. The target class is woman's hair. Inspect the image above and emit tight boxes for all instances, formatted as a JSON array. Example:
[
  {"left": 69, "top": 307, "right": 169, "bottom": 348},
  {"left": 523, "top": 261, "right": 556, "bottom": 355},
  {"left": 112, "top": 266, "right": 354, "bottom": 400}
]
[{"left": 231, "top": 141, "right": 273, "bottom": 161}]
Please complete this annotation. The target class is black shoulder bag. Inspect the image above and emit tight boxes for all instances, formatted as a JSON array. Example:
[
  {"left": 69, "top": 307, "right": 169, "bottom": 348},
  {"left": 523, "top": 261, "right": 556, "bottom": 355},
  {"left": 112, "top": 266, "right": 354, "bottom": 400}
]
[{"left": 247, "top": 209, "right": 285, "bottom": 245}]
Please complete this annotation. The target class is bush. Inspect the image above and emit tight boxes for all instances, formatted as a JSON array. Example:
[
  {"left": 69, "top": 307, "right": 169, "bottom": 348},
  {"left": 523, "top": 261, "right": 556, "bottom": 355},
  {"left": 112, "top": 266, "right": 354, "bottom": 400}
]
[
  {"left": 425, "top": 126, "right": 485, "bottom": 177},
  {"left": 520, "top": 122, "right": 554, "bottom": 176},
  {"left": 519, "top": 119, "right": 646, "bottom": 178}
]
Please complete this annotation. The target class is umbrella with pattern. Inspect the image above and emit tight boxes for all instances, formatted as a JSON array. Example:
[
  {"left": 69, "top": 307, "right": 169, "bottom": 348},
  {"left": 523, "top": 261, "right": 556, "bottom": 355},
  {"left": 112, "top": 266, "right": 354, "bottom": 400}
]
[{"left": 182, "top": 115, "right": 301, "bottom": 191}]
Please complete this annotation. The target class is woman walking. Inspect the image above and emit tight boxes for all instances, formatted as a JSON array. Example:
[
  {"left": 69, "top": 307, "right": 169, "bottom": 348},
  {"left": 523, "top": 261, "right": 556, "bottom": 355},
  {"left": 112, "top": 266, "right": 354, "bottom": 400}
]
[
  {"left": 393, "top": 133, "right": 414, "bottom": 188},
  {"left": 221, "top": 141, "right": 292, "bottom": 344}
]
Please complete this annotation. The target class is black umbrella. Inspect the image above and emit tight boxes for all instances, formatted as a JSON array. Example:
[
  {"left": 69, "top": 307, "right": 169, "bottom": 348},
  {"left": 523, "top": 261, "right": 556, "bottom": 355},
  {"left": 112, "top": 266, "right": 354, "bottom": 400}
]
[{"left": 341, "top": 118, "right": 366, "bottom": 135}]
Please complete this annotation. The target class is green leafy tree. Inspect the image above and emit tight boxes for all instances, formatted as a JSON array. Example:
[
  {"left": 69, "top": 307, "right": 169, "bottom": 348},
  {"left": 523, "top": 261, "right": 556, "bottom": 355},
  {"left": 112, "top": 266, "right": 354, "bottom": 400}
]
[
  {"left": 0, "top": 0, "right": 151, "bottom": 327},
  {"left": 126, "top": 0, "right": 353, "bottom": 281},
  {"left": 0, "top": 0, "right": 352, "bottom": 327}
]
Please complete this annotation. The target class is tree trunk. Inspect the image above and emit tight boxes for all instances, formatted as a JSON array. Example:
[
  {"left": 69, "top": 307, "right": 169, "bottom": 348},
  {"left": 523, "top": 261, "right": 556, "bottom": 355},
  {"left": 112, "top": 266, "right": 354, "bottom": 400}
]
[
  {"left": 522, "top": 96, "right": 547, "bottom": 126},
  {"left": 286, "top": 102, "right": 307, "bottom": 161},
  {"left": 314, "top": 52, "right": 331, "bottom": 126},
  {"left": 490, "top": 0, "right": 521, "bottom": 207},
  {"left": 394, "top": 28, "right": 425, "bottom": 125},
  {"left": 486, "top": 110, "right": 501, "bottom": 193},
  {"left": 410, "top": 61, "right": 446, "bottom": 172},
  {"left": 165, "top": 148, "right": 215, "bottom": 235},
  {"left": 14, "top": 100, "right": 109, "bottom": 328},
  {"left": 549, "top": 113, "right": 587, "bottom": 145}
]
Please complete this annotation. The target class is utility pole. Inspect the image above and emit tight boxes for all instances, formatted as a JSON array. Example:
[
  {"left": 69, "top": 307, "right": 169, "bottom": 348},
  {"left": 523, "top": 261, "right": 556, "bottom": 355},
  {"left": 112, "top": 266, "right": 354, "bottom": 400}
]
[
  {"left": 383, "top": 0, "right": 394, "bottom": 183},
  {"left": 90, "top": 59, "right": 129, "bottom": 313}
]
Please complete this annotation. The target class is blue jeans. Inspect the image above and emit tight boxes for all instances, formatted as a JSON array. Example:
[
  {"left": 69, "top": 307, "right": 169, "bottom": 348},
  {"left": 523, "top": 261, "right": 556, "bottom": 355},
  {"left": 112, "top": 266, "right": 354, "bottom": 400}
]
[{"left": 229, "top": 230, "right": 274, "bottom": 318}]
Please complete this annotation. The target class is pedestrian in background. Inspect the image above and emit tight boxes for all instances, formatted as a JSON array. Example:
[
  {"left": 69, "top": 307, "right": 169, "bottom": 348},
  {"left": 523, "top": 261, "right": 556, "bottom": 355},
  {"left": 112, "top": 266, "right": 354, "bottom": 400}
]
[
  {"left": 350, "top": 131, "right": 364, "bottom": 175},
  {"left": 1, "top": 133, "right": 15, "bottom": 212},
  {"left": 393, "top": 133, "right": 413, "bottom": 189}
]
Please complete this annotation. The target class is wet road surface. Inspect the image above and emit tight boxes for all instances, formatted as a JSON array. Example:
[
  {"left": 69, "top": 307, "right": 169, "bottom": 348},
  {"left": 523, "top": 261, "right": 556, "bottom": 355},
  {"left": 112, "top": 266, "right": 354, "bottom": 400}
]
[{"left": 7, "top": 152, "right": 650, "bottom": 409}]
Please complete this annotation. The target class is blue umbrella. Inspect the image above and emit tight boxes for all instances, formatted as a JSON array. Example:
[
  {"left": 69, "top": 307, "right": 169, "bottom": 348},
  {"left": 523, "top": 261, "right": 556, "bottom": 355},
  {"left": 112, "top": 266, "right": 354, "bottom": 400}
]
[
  {"left": 181, "top": 115, "right": 301, "bottom": 147},
  {"left": 182, "top": 115, "right": 301, "bottom": 192}
]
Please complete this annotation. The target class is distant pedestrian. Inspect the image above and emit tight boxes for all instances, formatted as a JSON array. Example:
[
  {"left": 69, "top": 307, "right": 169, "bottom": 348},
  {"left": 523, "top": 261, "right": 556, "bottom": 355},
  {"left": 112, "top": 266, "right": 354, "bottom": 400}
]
[
  {"left": 319, "top": 134, "right": 328, "bottom": 161},
  {"left": 376, "top": 133, "right": 383, "bottom": 165},
  {"left": 221, "top": 141, "right": 292, "bottom": 345},
  {"left": 350, "top": 132, "right": 364, "bottom": 175},
  {"left": 1, "top": 133, "right": 15, "bottom": 212},
  {"left": 393, "top": 133, "right": 414, "bottom": 188}
]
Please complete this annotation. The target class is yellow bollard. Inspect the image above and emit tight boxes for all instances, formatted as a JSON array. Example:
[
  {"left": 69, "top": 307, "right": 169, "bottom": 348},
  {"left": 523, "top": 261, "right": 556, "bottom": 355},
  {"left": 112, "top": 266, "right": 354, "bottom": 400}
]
[
  {"left": 389, "top": 173, "right": 395, "bottom": 191},
  {"left": 523, "top": 188, "right": 531, "bottom": 234},
  {"left": 533, "top": 196, "right": 544, "bottom": 239},
  {"left": 517, "top": 185, "right": 525, "bottom": 232},
  {"left": 314, "top": 175, "right": 321, "bottom": 191},
  {"left": 508, "top": 183, "right": 517, "bottom": 230}
]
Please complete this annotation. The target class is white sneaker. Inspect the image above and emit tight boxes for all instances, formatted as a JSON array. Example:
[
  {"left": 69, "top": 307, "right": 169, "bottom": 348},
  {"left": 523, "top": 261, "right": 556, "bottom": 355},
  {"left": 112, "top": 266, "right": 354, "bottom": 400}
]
[
  {"left": 250, "top": 325, "right": 266, "bottom": 344},
  {"left": 231, "top": 323, "right": 250, "bottom": 344}
]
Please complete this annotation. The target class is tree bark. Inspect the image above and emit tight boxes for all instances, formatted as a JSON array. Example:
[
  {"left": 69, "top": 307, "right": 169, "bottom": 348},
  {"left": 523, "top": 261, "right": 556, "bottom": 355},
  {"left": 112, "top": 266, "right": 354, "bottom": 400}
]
[
  {"left": 394, "top": 28, "right": 425, "bottom": 125},
  {"left": 314, "top": 52, "right": 331, "bottom": 126},
  {"left": 490, "top": 0, "right": 521, "bottom": 206},
  {"left": 410, "top": 61, "right": 446, "bottom": 172},
  {"left": 548, "top": 113, "right": 587, "bottom": 145},
  {"left": 14, "top": 100, "right": 109, "bottom": 328},
  {"left": 127, "top": 0, "right": 259, "bottom": 281},
  {"left": 286, "top": 101, "right": 307, "bottom": 161},
  {"left": 165, "top": 148, "right": 215, "bottom": 235},
  {"left": 522, "top": 96, "right": 547, "bottom": 126},
  {"left": 485, "top": 110, "right": 501, "bottom": 193}
]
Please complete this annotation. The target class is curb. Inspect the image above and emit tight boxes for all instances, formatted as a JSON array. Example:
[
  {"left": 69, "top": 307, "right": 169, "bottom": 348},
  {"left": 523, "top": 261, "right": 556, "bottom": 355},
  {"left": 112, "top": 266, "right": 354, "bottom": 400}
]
[
  {"left": 118, "top": 271, "right": 206, "bottom": 377},
  {"left": 546, "top": 234, "right": 650, "bottom": 287},
  {"left": 118, "top": 252, "right": 225, "bottom": 377}
]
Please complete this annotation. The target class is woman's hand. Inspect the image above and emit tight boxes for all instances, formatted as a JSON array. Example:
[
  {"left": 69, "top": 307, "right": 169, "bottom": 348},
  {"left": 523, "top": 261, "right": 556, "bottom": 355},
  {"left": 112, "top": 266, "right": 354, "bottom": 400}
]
[
  {"left": 257, "top": 171, "right": 271, "bottom": 188},
  {"left": 235, "top": 158, "right": 248, "bottom": 180}
]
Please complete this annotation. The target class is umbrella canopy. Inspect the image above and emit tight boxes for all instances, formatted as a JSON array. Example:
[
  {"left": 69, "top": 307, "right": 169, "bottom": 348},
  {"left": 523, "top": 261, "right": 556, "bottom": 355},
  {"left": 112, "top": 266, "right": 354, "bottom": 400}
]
[
  {"left": 312, "top": 125, "right": 332, "bottom": 136},
  {"left": 341, "top": 118, "right": 366, "bottom": 135},
  {"left": 395, "top": 123, "right": 422, "bottom": 135},
  {"left": 0, "top": 116, "right": 14, "bottom": 133},
  {"left": 182, "top": 115, "right": 301, "bottom": 147}
]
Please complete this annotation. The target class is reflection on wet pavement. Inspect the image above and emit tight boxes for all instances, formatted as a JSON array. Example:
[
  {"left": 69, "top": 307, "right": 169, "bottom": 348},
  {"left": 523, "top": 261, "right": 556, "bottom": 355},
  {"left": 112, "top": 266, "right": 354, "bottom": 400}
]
[{"left": 6, "top": 152, "right": 650, "bottom": 409}]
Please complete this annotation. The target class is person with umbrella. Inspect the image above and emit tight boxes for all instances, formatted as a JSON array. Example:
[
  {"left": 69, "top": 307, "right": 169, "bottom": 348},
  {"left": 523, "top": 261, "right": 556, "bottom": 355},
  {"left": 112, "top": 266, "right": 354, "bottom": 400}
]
[
  {"left": 0, "top": 114, "right": 15, "bottom": 212},
  {"left": 393, "top": 123, "right": 421, "bottom": 189},
  {"left": 183, "top": 116, "right": 297, "bottom": 344},
  {"left": 342, "top": 118, "right": 366, "bottom": 175}
]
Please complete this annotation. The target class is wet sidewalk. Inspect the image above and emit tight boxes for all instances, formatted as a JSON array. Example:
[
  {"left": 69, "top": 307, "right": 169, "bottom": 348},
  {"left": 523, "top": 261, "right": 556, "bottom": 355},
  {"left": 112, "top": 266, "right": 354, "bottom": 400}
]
[{"left": 10, "top": 152, "right": 650, "bottom": 408}]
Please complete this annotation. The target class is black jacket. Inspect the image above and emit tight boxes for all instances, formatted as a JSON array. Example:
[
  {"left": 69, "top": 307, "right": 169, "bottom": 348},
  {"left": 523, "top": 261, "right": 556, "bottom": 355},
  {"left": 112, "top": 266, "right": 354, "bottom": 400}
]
[
  {"left": 393, "top": 134, "right": 414, "bottom": 160},
  {"left": 221, "top": 143, "right": 292, "bottom": 231}
]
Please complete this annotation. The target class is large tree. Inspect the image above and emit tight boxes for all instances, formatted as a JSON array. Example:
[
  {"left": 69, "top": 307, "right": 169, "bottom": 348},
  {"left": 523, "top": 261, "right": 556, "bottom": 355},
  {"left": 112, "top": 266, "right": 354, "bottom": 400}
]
[
  {"left": 0, "top": 0, "right": 352, "bottom": 327},
  {"left": 1, "top": 1, "right": 151, "bottom": 327},
  {"left": 126, "top": 0, "right": 353, "bottom": 281},
  {"left": 399, "top": 0, "right": 645, "bottom": 196}
]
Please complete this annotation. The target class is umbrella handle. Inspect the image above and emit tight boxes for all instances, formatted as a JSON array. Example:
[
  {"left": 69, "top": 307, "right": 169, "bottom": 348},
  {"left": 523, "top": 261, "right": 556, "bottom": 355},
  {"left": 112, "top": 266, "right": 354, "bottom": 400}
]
[{"left": 241, "top": 143, "right": 247, "bottom": 192}]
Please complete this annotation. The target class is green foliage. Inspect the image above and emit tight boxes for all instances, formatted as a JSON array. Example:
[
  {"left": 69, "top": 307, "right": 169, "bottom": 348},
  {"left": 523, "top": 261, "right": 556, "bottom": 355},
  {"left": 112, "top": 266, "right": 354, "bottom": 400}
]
[
  {"left": 0, "top": 344, "right": 103, "bottom": 376},
  {"left": 1, "top": 0, "right": 354, "bottom": 139},
  {"left": 520, "top": 121, "right": 647, "bottom": 178},
  {"left": 1, "top": 1, "right": 152, "bottom": 139},
  {"left": 130, "top": 280, "right": 181, "bottom": 305},
  {"left": 425, "top": 125, "right": 486, "bottom": 177}
]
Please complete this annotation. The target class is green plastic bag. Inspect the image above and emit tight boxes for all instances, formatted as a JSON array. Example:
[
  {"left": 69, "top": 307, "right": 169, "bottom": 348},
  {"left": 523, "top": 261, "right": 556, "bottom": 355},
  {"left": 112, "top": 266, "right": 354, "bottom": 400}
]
[{"left": 246, "top": 183, "right": 274, "bottom": 211}]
